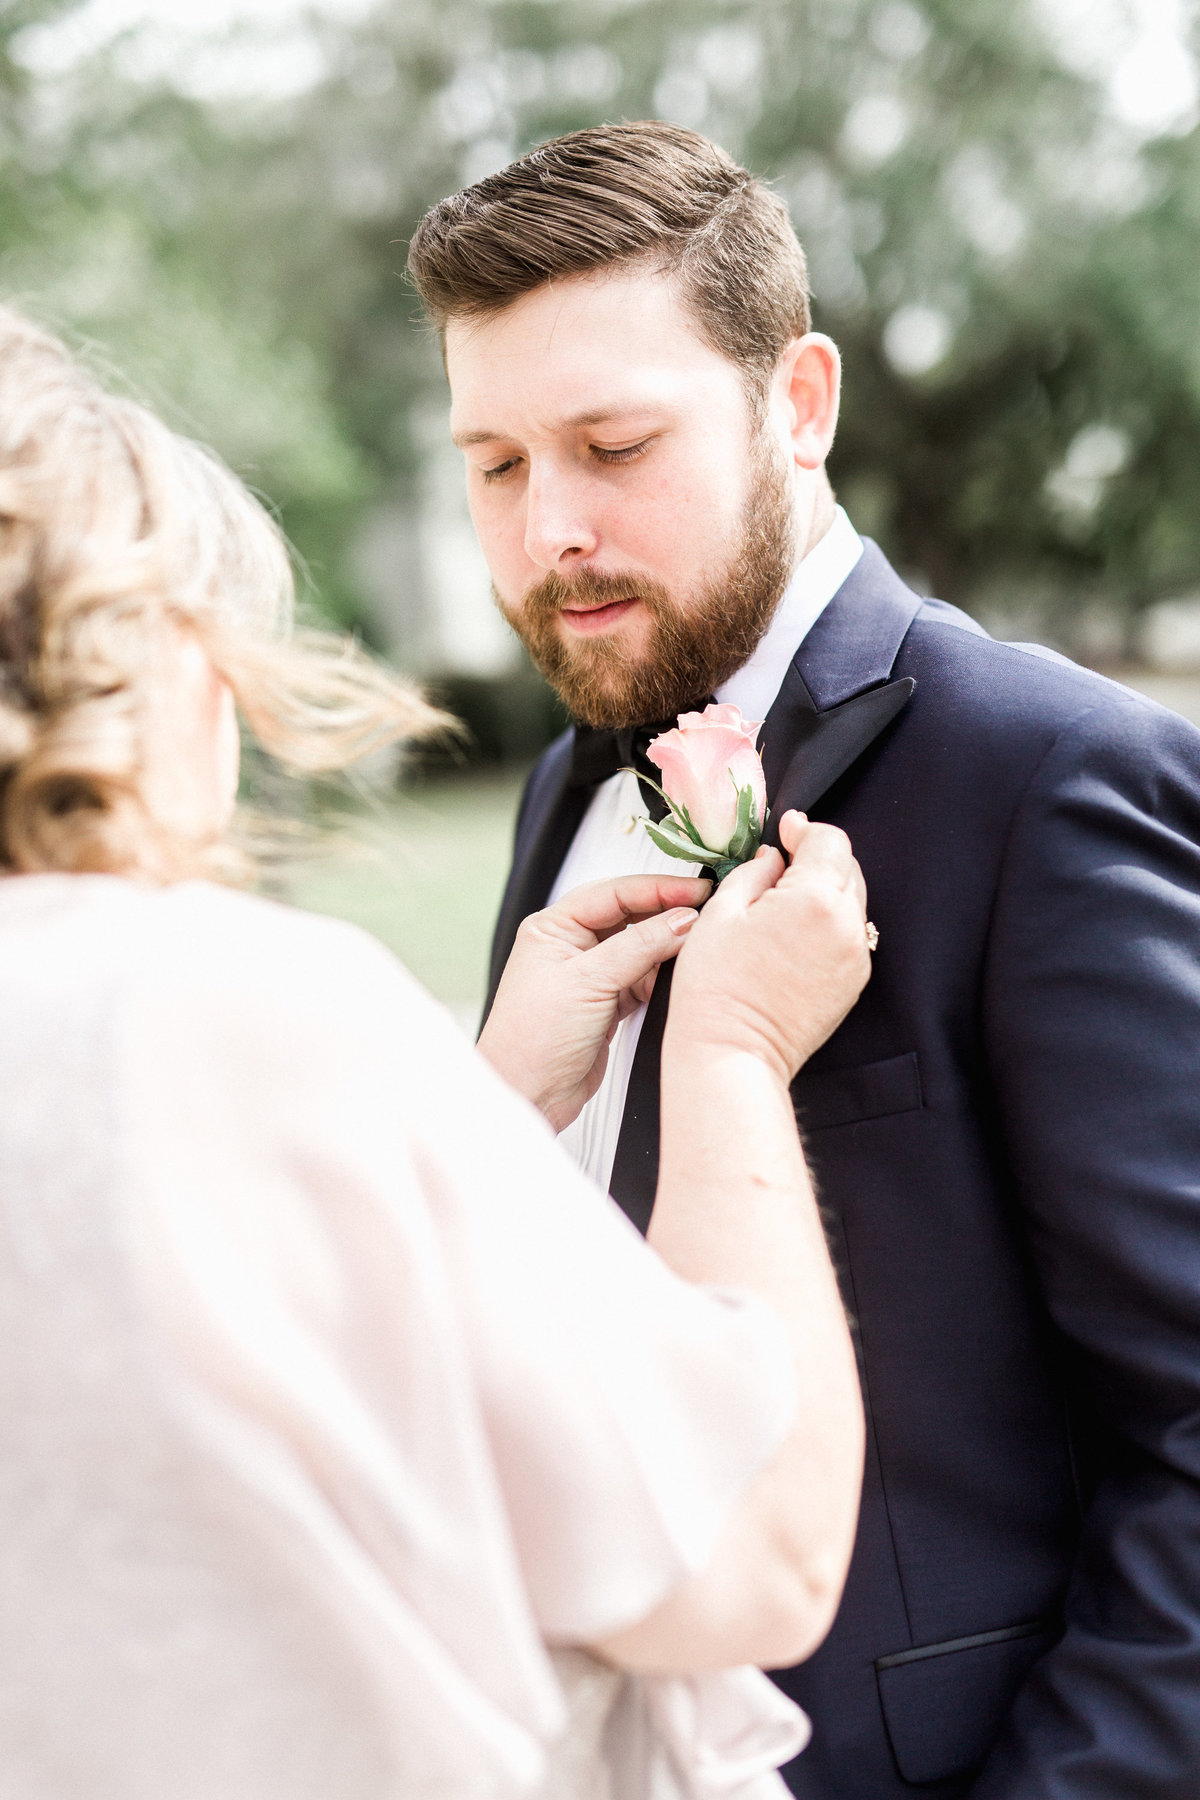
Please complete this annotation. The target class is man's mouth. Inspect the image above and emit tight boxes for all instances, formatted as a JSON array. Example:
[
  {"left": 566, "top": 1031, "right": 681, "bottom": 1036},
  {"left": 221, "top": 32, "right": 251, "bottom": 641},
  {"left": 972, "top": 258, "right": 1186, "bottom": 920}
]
[{"left": 559, "top": 597, "right": 640, "bottom": 635}]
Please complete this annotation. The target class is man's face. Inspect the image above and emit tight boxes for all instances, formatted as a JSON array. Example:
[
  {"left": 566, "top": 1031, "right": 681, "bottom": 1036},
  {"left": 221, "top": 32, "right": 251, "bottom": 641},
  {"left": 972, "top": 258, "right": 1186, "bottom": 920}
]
[{"left": 446, "top": 269, "right": 796, "bottom": 727}]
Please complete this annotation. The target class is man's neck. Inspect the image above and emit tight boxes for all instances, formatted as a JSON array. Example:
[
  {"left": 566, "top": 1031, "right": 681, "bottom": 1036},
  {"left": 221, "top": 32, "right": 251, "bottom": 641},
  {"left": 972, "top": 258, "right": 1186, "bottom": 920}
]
[{"left": 792, "top": 473, "right": 838, "bottom": 568}]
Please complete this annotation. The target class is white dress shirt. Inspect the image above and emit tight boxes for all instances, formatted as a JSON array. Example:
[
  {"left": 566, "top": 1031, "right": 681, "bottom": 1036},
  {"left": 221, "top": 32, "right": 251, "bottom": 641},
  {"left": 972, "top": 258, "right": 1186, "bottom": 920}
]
[{"left": 551, "top": 506, "right": 864, "bottom": 1192}]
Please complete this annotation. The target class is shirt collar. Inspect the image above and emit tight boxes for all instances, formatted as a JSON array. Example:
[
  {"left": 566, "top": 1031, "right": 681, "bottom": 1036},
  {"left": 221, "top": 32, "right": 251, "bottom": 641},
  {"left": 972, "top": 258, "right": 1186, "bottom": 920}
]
[{"left": 715, "top": 506, "right": 863, "bottom": 725}]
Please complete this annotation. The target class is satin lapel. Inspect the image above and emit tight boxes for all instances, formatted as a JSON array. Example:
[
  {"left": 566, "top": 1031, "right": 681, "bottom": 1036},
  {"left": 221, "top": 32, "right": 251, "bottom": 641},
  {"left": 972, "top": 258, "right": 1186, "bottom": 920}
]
[
  {"left": 484, "top": 734, "right": 591, "bottom": 1015},
  {"left": 757, "top": 538, "right": 924, "bottom": 836},
  {"left": 609, "top": 540, "right": 926, "bottom": 1225},
  {"left": 761, "top": 674, "right": 915, "bottom": 846},
  {"left": 790, "top": 538, "right": 924, "bottom": 710}
]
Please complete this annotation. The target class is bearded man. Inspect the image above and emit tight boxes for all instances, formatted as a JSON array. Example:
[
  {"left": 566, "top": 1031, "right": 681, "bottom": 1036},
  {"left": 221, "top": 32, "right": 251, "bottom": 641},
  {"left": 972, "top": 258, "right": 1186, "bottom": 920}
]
[{"left": 408, "top": 123, "right": 1200, "bottom": 1799}]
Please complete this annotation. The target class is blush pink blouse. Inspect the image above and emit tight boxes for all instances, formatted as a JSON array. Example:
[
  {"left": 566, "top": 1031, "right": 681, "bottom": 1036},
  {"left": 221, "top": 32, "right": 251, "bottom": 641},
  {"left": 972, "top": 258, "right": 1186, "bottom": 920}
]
[{"left": 0, "top": 875, "right": 809, "bottom": 1798}]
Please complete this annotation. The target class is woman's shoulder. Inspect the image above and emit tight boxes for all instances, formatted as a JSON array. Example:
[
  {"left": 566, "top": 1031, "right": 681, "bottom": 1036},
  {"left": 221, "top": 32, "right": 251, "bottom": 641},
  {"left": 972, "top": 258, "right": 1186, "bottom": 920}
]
[
  {"left": 93, "top": 878, "right": 492, "bottom": 1155},
  {"left": 0, "top": 873, "right": 460, "bottom": 1066},
  {"left": 156, "top": 879, "right": 414, "bottom": 985},
  {"left": 0, "top": 870, "right": 401, "bottom": 974},
  {"left": 145, "top": 880, "right": 466, "bottom": 1057}
]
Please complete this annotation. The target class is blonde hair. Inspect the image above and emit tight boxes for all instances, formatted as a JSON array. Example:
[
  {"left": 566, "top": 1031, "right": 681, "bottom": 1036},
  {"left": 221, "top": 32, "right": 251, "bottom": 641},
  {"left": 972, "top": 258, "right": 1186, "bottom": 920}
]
[{"left": 0, "top": 305, "right": 446, "bottom": 882}]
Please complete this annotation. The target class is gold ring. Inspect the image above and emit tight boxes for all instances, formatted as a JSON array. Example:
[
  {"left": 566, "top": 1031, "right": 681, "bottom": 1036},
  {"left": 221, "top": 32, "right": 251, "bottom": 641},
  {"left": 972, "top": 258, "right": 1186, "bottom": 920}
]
[{"left": 865, "top": 921, "right": 879, "bottom": 952}]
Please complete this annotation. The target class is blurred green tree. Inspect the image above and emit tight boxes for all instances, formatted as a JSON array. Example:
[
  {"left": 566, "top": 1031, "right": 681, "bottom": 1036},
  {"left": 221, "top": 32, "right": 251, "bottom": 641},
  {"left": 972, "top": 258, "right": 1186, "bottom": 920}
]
[
  {"left": 3, "top": 0, "right": 1200, "bottom": 675},
  {"left": 0, "top": 0, "right": 369, "bottom": 619}
]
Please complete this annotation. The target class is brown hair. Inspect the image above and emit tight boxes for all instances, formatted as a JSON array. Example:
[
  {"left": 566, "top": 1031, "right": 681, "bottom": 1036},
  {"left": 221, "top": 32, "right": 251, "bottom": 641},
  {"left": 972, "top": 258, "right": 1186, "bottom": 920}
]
[
  {"left": 0, "top": 305, "right": 447, "bottom": 882},
  {"left": 407, "top": 122, "right": 811, "bottom": 399}
]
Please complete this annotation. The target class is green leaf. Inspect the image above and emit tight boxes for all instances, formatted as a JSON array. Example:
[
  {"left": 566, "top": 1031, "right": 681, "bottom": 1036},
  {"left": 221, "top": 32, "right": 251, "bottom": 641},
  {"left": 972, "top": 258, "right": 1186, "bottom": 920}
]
[
  {"left": 725, "top": 782, "right": 763, "bottom": 865},
  {"left": 642, "top": 818, "right": 712, "bottom": 864},
  {"left": 672, "top": 799, "right": 708, "bottom": 847}
]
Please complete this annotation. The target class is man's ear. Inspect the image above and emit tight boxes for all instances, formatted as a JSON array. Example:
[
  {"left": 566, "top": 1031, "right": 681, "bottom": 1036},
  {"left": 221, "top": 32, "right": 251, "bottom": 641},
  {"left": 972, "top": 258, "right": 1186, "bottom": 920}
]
[{"left": 772, "top": 334, "right": 841, "bottom": 471}]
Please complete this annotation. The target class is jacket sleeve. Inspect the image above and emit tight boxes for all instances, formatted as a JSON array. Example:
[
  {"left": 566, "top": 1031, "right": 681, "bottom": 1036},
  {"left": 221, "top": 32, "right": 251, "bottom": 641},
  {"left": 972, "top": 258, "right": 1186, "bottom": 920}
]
[{"left": 974, "top": 691, "right": 1200, "bottom": 1797}]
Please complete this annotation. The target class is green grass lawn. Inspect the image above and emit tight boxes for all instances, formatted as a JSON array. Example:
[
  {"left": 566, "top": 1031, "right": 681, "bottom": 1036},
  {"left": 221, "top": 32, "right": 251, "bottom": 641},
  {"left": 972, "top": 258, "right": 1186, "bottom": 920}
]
[{"left": 283, "top": 769, "right": 527, "bottom": 1029}]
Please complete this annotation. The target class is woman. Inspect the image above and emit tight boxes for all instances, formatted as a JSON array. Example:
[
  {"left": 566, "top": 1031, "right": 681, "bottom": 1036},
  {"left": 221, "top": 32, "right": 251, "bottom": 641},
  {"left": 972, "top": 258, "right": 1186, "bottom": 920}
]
[{"left": 0, "top": 307, "right": 868, "bottom": 1799}]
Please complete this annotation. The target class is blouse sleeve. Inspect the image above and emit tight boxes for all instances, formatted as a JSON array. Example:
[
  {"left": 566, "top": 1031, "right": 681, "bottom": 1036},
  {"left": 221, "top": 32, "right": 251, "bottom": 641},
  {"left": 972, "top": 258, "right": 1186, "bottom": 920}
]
[
  {"left": 412, "top": 1019, "right": 797, "bottom": 1644},
  {"left": 114, "top": 885, "right": 799, "bottom": 1780}
]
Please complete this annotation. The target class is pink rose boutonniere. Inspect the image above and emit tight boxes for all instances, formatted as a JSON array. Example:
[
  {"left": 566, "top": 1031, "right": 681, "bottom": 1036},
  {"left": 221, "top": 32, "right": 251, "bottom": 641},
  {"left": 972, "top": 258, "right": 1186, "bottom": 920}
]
[{"left": 638, "top": 703, "right": 768, "bottom": 882}]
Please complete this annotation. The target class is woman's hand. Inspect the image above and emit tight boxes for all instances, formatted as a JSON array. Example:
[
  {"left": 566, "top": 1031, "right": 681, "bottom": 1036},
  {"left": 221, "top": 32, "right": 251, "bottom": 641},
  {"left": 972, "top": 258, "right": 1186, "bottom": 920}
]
[
  {"left": 612, "top": 810, "right": 871, "bottom": 1674},
  {"left": 667, "top": 811, "right": 871, "bottom": 1085},
  {"left": 478, "top": 873, "right": 712, "bottom": 1131}
]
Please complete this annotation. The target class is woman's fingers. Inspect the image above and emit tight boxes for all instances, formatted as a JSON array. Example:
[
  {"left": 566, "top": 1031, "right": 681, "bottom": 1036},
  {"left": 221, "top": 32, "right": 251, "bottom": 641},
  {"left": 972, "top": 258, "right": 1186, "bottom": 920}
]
[
  {"left": 777, "top": 809, "right": 810, "bottom": 858},
  {"left": 779, "top": 813, "right": 861, "bottom": 898},
  {"left": 483, "top": 881, "right": 709, "bottom": 1134},
  {"left": 663, "top": 807, "right": 873, "bottom": 1083},
  {"left": 581, "top": 907, "right": 699, "bottom": 999},
  {"left": 549, "top": 873, "right": 712, "bottom": 945},
  {"left": 618, "top": 967, "right": 657, "bottom": 1018},
  {"left": 699, "top": 846, "right": 785, "bottom": 920}
]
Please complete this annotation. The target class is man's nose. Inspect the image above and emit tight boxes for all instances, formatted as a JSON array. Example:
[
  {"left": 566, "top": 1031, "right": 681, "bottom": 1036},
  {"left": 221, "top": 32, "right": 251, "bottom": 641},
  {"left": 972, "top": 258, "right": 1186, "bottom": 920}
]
[{"left": 522, "top": 465, "right": 599, "bottom": 571}]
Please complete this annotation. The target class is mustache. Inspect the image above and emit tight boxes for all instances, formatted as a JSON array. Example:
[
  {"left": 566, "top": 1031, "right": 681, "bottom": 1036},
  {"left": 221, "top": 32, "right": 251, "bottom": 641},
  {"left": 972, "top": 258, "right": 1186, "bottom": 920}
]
[{"left": 513, "top": 567, "right": 670, "bottom": 623}]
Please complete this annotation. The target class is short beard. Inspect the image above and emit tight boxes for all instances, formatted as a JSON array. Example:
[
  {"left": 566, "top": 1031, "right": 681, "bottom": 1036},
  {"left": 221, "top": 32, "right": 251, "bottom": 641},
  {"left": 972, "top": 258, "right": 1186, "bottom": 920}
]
[{"left": 495, "top": 439, "right": 796, "bottom": 729}]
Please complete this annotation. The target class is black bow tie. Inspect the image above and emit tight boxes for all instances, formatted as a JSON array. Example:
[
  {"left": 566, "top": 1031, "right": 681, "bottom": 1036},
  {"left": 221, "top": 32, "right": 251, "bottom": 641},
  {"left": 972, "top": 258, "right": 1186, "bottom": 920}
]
[{"left": 568, "top": 714, "right": 708, "bottom": 822}]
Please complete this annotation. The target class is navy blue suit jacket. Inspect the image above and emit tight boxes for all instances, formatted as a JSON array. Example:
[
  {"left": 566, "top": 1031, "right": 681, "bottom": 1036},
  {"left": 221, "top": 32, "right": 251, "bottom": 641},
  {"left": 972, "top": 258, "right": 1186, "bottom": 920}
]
[{"left": 486, "top": 543, "right": 1200, "bottom": 1797}]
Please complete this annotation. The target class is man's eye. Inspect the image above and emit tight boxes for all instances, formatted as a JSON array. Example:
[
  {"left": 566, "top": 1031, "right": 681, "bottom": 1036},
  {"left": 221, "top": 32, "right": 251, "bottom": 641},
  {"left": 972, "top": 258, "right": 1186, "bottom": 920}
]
[
  {"left": 591, "top": 439, "right": 651, "bottom": 466},
  {"left": 480, "top": 458, "right": 520, "bottom": 484}
]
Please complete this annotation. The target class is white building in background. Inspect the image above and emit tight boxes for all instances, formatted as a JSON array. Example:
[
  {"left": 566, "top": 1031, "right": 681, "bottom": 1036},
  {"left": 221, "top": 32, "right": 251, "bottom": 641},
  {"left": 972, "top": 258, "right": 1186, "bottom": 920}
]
[{"left": 353, "top": 400, "right": 520, "bottom": 679}]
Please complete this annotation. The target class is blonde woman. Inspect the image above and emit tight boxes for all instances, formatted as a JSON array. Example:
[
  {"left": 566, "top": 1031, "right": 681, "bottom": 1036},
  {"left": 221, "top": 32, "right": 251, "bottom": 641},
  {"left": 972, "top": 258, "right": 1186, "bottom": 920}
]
[{"left": 0, "top": 307, "right": 867, "bottom": 1800}]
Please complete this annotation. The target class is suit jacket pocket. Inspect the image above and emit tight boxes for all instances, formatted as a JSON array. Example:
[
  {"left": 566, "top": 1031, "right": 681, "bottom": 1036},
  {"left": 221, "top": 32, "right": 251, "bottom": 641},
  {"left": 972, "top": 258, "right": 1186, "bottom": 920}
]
[
  {"left": 793, "top": 1050, "right": 922, "bottom": 1134},
  {"left": 875, "top": 1618, "right": 1060, "bottom": 1785}
]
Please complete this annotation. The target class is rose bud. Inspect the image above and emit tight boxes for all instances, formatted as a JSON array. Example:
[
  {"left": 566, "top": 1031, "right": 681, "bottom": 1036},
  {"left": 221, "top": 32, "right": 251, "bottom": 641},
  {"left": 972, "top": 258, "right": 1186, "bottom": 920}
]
[{"left": 647, "top": 703, "right": 767, "bottom": 856}]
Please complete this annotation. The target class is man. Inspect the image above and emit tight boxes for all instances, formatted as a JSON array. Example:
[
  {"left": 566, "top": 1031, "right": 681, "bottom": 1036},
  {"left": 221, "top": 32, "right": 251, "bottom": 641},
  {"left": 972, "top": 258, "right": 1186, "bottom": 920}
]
[{"left": 407, "top": 123, "right": 1200, "bottom": 1798}]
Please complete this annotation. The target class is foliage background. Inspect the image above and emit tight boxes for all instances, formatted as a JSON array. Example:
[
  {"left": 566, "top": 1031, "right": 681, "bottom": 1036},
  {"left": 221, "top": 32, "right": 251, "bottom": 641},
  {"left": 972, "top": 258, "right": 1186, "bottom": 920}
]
[{"left": 5, "top": 0, "right": 1200, "bottom": 709}]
